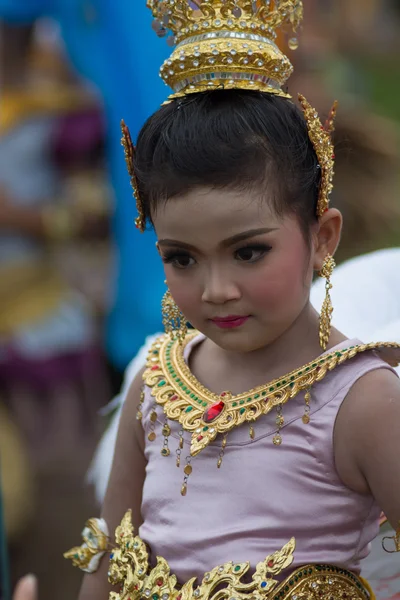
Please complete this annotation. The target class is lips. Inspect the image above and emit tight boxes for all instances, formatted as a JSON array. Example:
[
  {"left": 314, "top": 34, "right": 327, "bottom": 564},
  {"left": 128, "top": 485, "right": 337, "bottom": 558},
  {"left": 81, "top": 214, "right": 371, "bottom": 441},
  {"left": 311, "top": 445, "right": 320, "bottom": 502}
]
[{"left": 210, "top": 315, "right": 250, "bottom": 329}]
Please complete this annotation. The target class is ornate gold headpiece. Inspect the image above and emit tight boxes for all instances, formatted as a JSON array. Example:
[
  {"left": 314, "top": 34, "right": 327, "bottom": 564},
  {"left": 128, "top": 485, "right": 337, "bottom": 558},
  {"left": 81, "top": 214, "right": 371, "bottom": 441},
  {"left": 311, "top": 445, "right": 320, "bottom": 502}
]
[
  {"left": 121, "top": 0, "right": 337, "bottom": 231},
  {"left": 147, "top": 0, "right": 303, "bottom": 99},
  {"left": 298, "top": 95, "right": 338, "bottom": 216}
]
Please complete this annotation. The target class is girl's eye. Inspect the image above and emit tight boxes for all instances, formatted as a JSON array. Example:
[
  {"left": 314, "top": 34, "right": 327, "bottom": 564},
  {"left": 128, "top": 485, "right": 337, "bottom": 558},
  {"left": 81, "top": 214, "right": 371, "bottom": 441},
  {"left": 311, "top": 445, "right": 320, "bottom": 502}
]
[
  {"left": 162, "top": 253, "right": 196, "bottom": 269},
  {"left": 235, "top": 245, "right": 271, "bottom": 263}
]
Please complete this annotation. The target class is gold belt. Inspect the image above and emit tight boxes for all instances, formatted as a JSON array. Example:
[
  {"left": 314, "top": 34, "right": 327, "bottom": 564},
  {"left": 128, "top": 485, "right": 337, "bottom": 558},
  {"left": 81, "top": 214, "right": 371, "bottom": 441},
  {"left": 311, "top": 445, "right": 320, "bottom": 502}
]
[{"left": 66, "top": 511, "right": 374, "bottom": 600}]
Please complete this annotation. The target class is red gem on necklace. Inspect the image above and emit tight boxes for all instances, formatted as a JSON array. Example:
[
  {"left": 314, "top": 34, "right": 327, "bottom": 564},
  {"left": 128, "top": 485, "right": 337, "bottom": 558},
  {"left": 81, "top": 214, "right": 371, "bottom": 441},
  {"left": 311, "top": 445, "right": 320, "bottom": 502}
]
[
  {"left": 170, "top": 395, "right": 178, "bottom": 401},
  {"left": 156, "top": 579, "right": 163, "bottom": 587},
  {"left": 268, "top": 559, "right": 274, "bottom": 568},
  {"left": 203, "top": 400, "right": 225, "bottom": 423},
  {"left": 151, "top": 365, "right": 160, "bottom": 371},
  {"left": 197, "top": 435, "right": 203, "bottom": 441}
]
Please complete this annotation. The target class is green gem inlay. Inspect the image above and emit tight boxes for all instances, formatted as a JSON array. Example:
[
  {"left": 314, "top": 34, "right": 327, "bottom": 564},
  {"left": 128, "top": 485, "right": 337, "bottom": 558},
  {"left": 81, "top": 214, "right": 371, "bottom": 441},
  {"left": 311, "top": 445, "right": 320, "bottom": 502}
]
[
  {"left": 240, "top": 408, "right": 245, "bottom": 415},
  {"left": 185, "top": 406, "right": 193, "bottom": 413},
  {"left": 158, "top": 380, "right": 166, "bottom": 387}
]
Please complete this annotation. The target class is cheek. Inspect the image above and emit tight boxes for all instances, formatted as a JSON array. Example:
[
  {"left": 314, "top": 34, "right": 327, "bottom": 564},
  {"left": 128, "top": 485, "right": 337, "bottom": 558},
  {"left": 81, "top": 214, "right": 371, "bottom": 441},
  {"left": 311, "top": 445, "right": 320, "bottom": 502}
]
[{"left": 246, "top": 248, "right": 310, "bottom": 311}]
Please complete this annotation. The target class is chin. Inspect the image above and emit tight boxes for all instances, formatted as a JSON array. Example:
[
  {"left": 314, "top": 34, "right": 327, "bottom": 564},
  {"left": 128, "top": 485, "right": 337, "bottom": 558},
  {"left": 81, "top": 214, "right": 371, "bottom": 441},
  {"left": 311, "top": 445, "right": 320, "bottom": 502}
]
[{"left": 206, "top": 327, "right": 268, "bottom": 354}]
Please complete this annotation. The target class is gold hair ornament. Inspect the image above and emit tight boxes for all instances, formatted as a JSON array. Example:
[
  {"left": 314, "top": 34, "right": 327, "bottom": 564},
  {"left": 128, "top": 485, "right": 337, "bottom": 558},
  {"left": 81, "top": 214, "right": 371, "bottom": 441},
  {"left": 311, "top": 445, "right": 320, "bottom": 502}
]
[
  {"left": 123, "top": 1, "right": 338, "bottom": 230},
  {"left": 121, "top": 120, "right": 145, "bottom": 232},
  {"left": 104, "top": 510, "right": 371, "bottom": 600},
  {"left": 298, "top": 95, "right": 338, "bottom": 217},
  {"left": 147, "top": 0, "right": 303, "bottom": 100},
  {"left": 64, "top": 517, "right": 110, "bottom": 573}
]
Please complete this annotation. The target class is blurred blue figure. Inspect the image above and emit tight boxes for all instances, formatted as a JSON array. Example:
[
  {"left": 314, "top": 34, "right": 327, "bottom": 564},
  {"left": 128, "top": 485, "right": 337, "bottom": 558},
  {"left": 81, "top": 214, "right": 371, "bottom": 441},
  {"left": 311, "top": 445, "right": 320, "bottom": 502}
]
[{"left": 0, "top": 0, "right": 168, "bottom": 371}]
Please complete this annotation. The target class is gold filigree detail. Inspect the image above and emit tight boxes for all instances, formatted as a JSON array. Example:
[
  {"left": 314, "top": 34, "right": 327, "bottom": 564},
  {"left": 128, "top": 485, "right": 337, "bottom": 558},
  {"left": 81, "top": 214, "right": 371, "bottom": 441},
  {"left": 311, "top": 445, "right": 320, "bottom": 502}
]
[
  {"left": 121, "top": 120, "right": 145, "bottom": 232},
  {"left": 318, "top": 254, "right": 336, "bottom": 351},
  {"left": 298, "top": 95, "right": 338, "bottom": 216},
  {"left": 109, "top": 511, "right": 296, "bottom": 600},
  {"left": 144, "top": 333, "right": 400, "bottom": 456},
  {"left": 64, "top": 517, "right": 109, "bottom": 573},
  {"left": 146, "top": 1, "right": 303, "bottom": 99},
  {"left": 107, "top": 512, "right": 370, "bottom": 600}
]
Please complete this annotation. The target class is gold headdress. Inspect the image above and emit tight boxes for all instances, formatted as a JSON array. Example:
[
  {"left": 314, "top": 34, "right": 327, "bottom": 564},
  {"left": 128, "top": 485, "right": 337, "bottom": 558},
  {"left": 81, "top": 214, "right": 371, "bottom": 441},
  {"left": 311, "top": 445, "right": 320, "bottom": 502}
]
[{"left": 121, "top": 0, "right": 337, "bottom": 230}]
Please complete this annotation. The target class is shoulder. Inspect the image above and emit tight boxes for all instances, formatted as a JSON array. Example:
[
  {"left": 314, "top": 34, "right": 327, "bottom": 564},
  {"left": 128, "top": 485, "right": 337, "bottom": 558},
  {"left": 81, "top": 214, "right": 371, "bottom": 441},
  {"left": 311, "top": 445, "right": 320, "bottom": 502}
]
[
  {"left": 334, "top": 365, "right": 400, "bottom": 494},
  {"left": 342, "top": 365, "right": 400, "bottom": 418}
]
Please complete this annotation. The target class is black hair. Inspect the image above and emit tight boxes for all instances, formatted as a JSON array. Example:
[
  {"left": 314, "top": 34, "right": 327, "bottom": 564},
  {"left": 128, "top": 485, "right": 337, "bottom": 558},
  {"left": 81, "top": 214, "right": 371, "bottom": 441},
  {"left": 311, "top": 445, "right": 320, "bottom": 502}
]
[{"left": 134, "top": 89, "right": 321, "bottom": 238}]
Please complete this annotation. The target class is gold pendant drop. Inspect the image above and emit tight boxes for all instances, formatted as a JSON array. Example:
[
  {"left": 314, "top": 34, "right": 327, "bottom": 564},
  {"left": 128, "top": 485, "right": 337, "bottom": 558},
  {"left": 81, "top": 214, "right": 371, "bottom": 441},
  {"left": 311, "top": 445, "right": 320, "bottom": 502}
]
[
  {"left": 273, "top": 404, "right": 284, "bottom": 446},
  {"left": 148, "top": 405, "right": 157, "bottom": 442},
  {"left": 249, "top": 425, "right": 255, "bottom": 440},
  {"left": 181, "top": 457, "right": 193, "bottom": 496},
  {"left": 161, "top": 419, "right": 171, "bottom": 457},
  {"left": 217, "top": 435, "right": 228, "bottom": 468},
  {"left": 302, "top": 389, "right": 311, "bottom": 424},
  {"left": 176, "top": 429, "right": 184, "bottom": 467},
  {"left": 136, "top": 389, "right": 144, "bottom": 421}
]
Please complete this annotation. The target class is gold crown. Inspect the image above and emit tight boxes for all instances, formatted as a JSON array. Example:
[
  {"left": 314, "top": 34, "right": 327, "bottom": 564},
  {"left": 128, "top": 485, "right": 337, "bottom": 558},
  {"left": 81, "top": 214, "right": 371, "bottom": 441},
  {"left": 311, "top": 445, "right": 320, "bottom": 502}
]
[{"left": 147, "top": 1, "right": 303, "bottom": 99}]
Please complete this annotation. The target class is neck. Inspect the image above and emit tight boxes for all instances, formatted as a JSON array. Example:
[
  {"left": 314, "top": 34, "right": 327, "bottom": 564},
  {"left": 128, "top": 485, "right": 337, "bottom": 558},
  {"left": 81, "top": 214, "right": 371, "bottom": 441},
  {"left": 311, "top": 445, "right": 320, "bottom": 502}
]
[{"left": 208, "top": 302, "right": 346, "bottom": 381}]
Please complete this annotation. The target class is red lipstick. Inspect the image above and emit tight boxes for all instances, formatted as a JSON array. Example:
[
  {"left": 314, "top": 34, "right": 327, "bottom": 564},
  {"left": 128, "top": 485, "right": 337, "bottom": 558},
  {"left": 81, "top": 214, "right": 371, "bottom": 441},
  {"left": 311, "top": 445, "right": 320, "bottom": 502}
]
[{"left": 210, "top": 315, "right": 249, "bottom": 329}]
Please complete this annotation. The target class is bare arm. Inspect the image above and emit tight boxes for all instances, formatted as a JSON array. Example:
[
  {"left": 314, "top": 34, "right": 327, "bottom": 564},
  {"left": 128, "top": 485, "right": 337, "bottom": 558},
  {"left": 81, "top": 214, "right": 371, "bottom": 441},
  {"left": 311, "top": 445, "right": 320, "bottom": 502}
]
[
  {"left": 78, "top": 368, "right": 146, "bottom": 600},
  {"left": 335, "top": 368, "right": 400, "bottom": 530}
]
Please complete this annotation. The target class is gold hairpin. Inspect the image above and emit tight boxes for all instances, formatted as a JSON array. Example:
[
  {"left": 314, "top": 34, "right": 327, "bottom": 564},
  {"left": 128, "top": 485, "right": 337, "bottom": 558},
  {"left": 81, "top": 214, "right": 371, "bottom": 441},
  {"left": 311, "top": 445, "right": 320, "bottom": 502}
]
[
  {"left": 298, "top": 95, "right": 338, "bottom": 216},
  {"left": 121, "top": 120, "right": 145, "bottom": 232}
]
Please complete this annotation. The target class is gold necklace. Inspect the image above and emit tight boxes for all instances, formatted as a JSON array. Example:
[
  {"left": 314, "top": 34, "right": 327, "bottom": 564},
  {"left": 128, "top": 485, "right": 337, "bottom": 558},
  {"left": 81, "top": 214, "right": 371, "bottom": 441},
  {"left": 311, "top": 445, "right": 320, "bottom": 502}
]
[
  {"left": 142, "top": 332, "right": 400, "bottom": 495},
  {"left": 144, "top": 332, "right": 400, "bottom": 455}
]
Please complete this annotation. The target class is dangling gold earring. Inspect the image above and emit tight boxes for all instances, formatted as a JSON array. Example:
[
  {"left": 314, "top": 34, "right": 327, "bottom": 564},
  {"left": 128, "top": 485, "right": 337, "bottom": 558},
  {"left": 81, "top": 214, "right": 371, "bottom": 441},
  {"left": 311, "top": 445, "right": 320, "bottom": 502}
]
[
  {"left": 162, "top": 290, "right": 187, "bottom": 344},
  {"left": 318, "top": 254, "right": 335, "bottom": 351}
]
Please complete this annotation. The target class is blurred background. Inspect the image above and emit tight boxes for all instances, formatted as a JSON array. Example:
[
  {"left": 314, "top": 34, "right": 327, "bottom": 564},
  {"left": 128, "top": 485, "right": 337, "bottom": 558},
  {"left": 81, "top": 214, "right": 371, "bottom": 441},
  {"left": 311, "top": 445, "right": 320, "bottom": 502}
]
[{"left": 0, "top": 2, "right": 399, "bottom": 600}]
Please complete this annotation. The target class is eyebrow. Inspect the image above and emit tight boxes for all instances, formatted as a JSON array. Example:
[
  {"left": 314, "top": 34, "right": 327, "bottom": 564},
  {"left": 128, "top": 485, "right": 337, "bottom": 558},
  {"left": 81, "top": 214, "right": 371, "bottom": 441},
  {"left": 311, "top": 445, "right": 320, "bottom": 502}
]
[{"left": 157, "top": 227, "right": 278, "bottom": 251}]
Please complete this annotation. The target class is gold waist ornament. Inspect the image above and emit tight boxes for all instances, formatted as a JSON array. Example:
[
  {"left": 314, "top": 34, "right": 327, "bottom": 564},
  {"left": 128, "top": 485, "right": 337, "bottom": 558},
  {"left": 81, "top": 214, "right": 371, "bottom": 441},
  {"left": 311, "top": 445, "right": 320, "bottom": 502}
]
[{"left": 65, "top": 511, "right": 375, "bottom": 600}]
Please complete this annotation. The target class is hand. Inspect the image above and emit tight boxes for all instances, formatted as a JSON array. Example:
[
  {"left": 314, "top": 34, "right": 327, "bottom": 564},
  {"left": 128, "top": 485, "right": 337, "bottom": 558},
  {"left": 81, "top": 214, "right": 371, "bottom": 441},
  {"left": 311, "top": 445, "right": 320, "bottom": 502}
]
[{"left": 13, "top": 575, "right": 38, "bottom": 600}]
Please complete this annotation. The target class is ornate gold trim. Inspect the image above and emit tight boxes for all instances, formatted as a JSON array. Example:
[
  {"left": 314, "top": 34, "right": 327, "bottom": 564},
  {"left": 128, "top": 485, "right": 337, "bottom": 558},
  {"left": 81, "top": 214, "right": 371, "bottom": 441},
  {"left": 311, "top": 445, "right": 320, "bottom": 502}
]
[
  {"left": 143, "top": 333, "right": 400, "bottom": 456},
  {"left": 64, "top": 517, "right": 110, "bottom": 573},
  {"left": 107, "top": 511, "right": 372, "bottom": 600}
]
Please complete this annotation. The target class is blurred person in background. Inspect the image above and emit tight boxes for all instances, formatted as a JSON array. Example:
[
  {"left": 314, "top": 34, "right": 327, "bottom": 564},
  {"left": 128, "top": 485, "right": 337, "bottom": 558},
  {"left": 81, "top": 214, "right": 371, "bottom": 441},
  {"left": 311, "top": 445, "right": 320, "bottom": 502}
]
[
  {"left": 0, "top": 0, "right": 169, "bottom": 390},
  {"left": 0, "top": 21, "right": 110, "bottom": 458},
  {"left": 0, "top": 22, "right": 113, "bottom": 600}
]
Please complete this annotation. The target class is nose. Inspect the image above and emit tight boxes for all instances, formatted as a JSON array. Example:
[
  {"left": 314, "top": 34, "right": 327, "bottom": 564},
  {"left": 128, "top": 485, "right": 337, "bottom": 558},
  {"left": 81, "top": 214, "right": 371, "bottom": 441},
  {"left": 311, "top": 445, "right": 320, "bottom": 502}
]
[{"left": 201, "top": 264, "right": 241, "bottom": 305}]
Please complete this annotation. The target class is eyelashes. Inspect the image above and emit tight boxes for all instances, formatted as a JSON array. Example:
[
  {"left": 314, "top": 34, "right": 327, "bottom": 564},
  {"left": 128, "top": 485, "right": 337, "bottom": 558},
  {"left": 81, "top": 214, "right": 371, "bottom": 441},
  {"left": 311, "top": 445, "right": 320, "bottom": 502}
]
[
  {"left": 235, "top": 243, "right": 271, "bottom": 262},
  {"left": 162, "top": 251, "right": 195, "bottom": 268},
  {"left": 161, "top": 243, "right": 272, "bottom": 268}
]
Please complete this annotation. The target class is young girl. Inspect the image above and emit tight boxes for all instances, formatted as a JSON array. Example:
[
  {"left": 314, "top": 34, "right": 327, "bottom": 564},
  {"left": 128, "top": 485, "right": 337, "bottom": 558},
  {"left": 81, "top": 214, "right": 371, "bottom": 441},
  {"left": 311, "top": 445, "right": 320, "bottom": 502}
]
[{"left": 66, "top": 2, "right": 400, "bottom": 599}]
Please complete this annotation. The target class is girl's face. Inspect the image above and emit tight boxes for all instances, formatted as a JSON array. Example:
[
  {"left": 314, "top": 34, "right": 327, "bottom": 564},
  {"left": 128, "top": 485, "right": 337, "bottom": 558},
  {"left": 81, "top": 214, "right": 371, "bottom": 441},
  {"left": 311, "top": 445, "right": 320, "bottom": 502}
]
[{"left": 154, "top": 187, "right": 316, "bottom": 353}]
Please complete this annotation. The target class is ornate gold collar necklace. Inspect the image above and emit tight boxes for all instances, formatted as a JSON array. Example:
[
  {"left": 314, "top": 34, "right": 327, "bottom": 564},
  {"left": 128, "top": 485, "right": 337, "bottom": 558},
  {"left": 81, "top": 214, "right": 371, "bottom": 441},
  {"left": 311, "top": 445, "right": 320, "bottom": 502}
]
[{"left": 142, "top": 332, "right": 400, "bottom": 495}]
